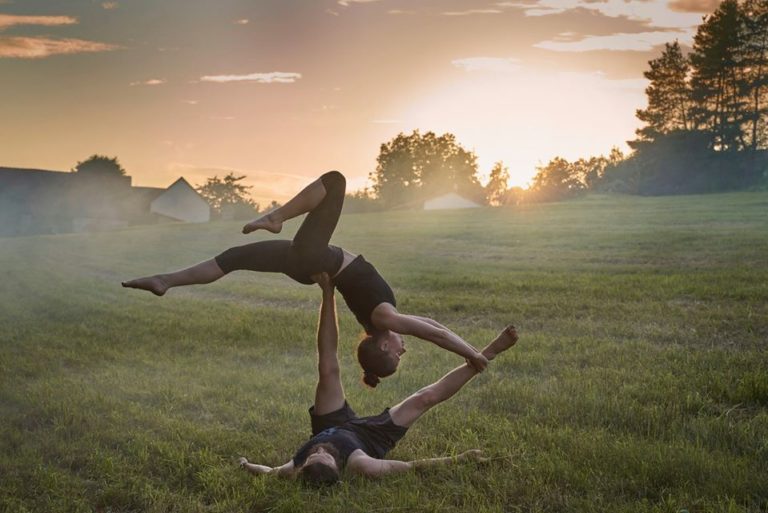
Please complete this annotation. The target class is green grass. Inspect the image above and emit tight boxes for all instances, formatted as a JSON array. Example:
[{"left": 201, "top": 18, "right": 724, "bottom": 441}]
[{"left": 1, "top": 192, "right": 767, "bottom": 513}]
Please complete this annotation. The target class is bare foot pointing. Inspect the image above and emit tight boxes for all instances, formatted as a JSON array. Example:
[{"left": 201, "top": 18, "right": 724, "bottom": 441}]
[
  {"left": 483, "top": 325, "right": 518, "bottom": 361},
  {"left": 242, "top": 213, "right": 282, "bottom": 234},
  {"left": 121, "top": 275, "right": 168, "bottom": 296}
]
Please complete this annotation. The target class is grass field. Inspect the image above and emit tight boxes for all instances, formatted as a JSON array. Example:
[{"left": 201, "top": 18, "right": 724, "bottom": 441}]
[{"left": 1, "top": 192, "right": 767, "bottom": 513}]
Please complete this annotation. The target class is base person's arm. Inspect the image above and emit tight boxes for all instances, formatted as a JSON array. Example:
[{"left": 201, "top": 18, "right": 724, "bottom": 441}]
[
  {"left": 347, "top": 450, "right": 487, "bottom": 478},
  {"left": 238, "top": 457, "right": 295, "bottom": 478}
]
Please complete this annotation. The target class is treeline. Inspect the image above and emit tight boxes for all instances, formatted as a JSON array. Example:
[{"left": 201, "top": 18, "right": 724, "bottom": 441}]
[
  {"left": 355, "top": 0, "right": 767, "bottom": 208},
  {"left": 90, "top": 0, "right": 768, "bottom": 216},
  {"left": 531, "top": 0, "right": 768, "bottom": 199}
]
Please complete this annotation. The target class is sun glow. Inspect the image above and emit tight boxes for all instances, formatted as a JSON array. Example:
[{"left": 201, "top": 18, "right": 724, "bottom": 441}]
[{"left": 398, "top": 67, "right": 647, "bottom": 187}]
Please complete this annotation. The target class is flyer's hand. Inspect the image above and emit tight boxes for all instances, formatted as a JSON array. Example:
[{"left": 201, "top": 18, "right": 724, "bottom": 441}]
[{"left": 466, "top": 352, "right": 489, "bottom": 372}]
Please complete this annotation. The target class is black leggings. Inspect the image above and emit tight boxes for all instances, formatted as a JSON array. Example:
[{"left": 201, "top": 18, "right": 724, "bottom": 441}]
[{"left": 214, "top": 171, "right": 346, "bottom": 285}]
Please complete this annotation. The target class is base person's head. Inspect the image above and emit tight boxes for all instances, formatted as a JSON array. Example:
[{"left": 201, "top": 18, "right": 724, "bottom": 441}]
[
  {"left": 298, "top": 442, "right": 342, "bottom": 486},
  {"left": 357, "top": 330, "right": 406, "bottom": 387}
]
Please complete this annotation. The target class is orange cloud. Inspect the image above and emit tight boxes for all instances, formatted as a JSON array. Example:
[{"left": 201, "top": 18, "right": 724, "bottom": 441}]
[
  {"left": 199, "top": 71, "right": 302, "bottom": 83},
  {"left": 101, "top": 2, "right": 119, "bottom": 9},
  {"left": 129, "top": 78, "right": 166, "bottom": 86},
  {"left": 0, "top": 14, "right": 77, "bottom": 29},
  {"left": 535, "top": 30, "right": 694, "bottom": 52},
  {"left": 668, "top": 0, "right": 720, "bottom": 13},
  {"left": 338, "top": 0, "right": 382, "bottom": 6},
  {"left": 0, "top": 36, "right": 117, "bottom": 58},
  {"left": 442, "top": 9, "right": 503, "bottom": 16}
]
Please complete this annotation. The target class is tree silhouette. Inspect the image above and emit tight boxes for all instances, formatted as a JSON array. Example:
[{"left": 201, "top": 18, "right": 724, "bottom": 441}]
[
  {"left": 635, "top": 41, "right": 692, "bottom": 143},
  {"left": 196, "top": 173, "right": 257, "bottom": 217},
  {"left": 618, "top": 0, "right": 768, "bottom": 195},
  {"left": 485, "top": 161, "right": 510, "bottom": 206},
  {"left": 690, "top": 0, "right": 747, "bottom": 151},
  {"left": 741, "top": 0, "right": 768, "bottom": 149},
  {"left": 71, "top": 155, "right": 126, "bottom": 177},
  {"left": 370, "top": 130, "right": 482, "bottom": 207},
  {"left": 529, "top": 157, "right": 585, "bottom": 202}
]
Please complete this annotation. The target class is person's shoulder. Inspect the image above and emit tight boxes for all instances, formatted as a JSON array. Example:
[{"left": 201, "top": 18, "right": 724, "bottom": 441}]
[{"left": 345, "top": 449, "right": 375, "bottom": 472}]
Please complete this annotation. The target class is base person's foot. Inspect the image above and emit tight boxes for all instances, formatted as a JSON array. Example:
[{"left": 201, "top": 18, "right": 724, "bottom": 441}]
[
  {"left": 483, "top": 325, "right": 518, "bottom": 360},
  {"left": 242, "top": 213, "right": 282, "bottom": 234},
  {"left": 121, "top": 275, "right": 168, "bottom": 296}
]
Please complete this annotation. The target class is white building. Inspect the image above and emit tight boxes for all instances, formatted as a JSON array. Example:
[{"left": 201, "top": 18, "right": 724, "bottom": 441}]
[
  {"left": 0, "top": 167, "right": 211, "bottom": 235},
  {"left": 423, "top": 192, "right": 482, "bottom": 210},
  {"left": 150, "top": 177, "right": 211, "bottom": 223}
]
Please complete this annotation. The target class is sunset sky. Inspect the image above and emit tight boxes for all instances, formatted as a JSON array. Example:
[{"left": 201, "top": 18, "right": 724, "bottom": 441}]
[{"left": 1, "top": 0, "right": 718, "bottom": 204}]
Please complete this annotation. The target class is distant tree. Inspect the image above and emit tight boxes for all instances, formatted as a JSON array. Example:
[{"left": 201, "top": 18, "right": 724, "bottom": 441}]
[
  {"left": 372, "top": 132, "right": 419, "bottom": 206},
  {"left": 71, "top": 155, "right": 126, "bottom": 177},
  {"left": 344, "top": 188, "right": 382, "bottom": 213},
  {"left": 528, "top": 157, "right": 585, "bottom": 202},
  {"left": 417, "top": 132, "right": 483, "bottom": 200},
  {"left": 622, "top": 0, "right": 768, "bottom": 194},
  {"left": 196, "top": 173, "right": 257, "bottom": 218},
  {"left": 690, "top": 0, "right": 747, "bottom": 151},
  {"left": 570, "top": 156, "right": 606, "bottom": 190},
  {"left": 485, "top": 161, "right": 510, "bottom": 206},
  {"left": 503, "top": 186, "right": 526, "bottom": 206},
  {"left": 635, "top": 41, "right": 692, "bottom": 143},
  {"left": 741, "top": 0, "right": 768, "bottom": 149},
  {"left": 371, "top": 130, "right": 483, "bottom": 207}
]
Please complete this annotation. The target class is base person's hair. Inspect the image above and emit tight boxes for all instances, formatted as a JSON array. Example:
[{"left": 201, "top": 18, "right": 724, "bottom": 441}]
[{"left": 298, "top": 443, "right": 342, "bottom": 486}]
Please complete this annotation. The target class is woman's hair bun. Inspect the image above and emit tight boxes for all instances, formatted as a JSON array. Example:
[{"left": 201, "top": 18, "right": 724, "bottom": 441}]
[{"left": 362, "top": 371, "right": 380, "bottom": 388}]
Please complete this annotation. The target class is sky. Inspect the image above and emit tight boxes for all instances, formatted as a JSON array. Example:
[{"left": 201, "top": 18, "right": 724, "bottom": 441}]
[{"left": 0, "top": 0, "right": 719, "bottom": 204}]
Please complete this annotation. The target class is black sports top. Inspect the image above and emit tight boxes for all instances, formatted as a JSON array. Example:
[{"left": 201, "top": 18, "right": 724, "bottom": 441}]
[
  {"left": 293, "top": 408, "right": 407, "bottom": 469},
  {"left": 333, "top": 255, "right": 396, "bottom": 333},
  {"left": 292, "top": 427, "right": 365, "bottom": 469}
]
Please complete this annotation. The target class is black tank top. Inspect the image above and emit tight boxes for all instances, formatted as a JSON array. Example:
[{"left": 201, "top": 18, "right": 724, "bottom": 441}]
[
  {"left": 292, "top": 427, "right": 365, "bottom": 469},
  {"left": 333, "top": 255, "right": 396, "bottom": 332}
]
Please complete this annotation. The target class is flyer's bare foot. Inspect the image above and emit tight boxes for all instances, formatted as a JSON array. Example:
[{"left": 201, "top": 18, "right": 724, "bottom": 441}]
[
  {"left": 121, "top": 275, "right": 168, "bottom": 296},
  {"left": 242, "top": 213, "right": 282, "bottom": 234},
  {"left": 484, "top": 325, "right": 518, "bottom": 360}
]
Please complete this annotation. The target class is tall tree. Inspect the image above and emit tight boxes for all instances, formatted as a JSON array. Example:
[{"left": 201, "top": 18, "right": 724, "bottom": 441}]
[
  {"left": 635, "top": 41, "right": 692, "bottom": 142},
  {"left": 740, "top": 0, "right": 768, "bottom": 149},
  {"left": 690, "top": 0, "right": 747, "bottom": 151},
  {"left": 485, "top": 161, "right": 510, "bottom": 206}
]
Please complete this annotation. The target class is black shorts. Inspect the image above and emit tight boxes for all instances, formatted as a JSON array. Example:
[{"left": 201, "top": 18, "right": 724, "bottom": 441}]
[
  {"left": 308, "top": 402, "right": 408, "bottom": 460},
  {"left": 214, "top": 171, "right": 346, "bottom": 284}
]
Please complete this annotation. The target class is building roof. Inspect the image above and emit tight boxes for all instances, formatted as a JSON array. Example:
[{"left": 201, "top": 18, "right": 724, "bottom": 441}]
[
  {"left": 423, "top": 192, "right": 482, "bottom": 210},
  {"left": 0, "top": 166, "right": 72, "bottom": 186}
]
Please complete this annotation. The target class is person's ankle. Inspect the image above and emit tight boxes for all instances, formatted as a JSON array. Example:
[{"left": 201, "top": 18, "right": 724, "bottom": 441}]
[{"left": 481, "top": 348, "right": 497, "bottom": 361}]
